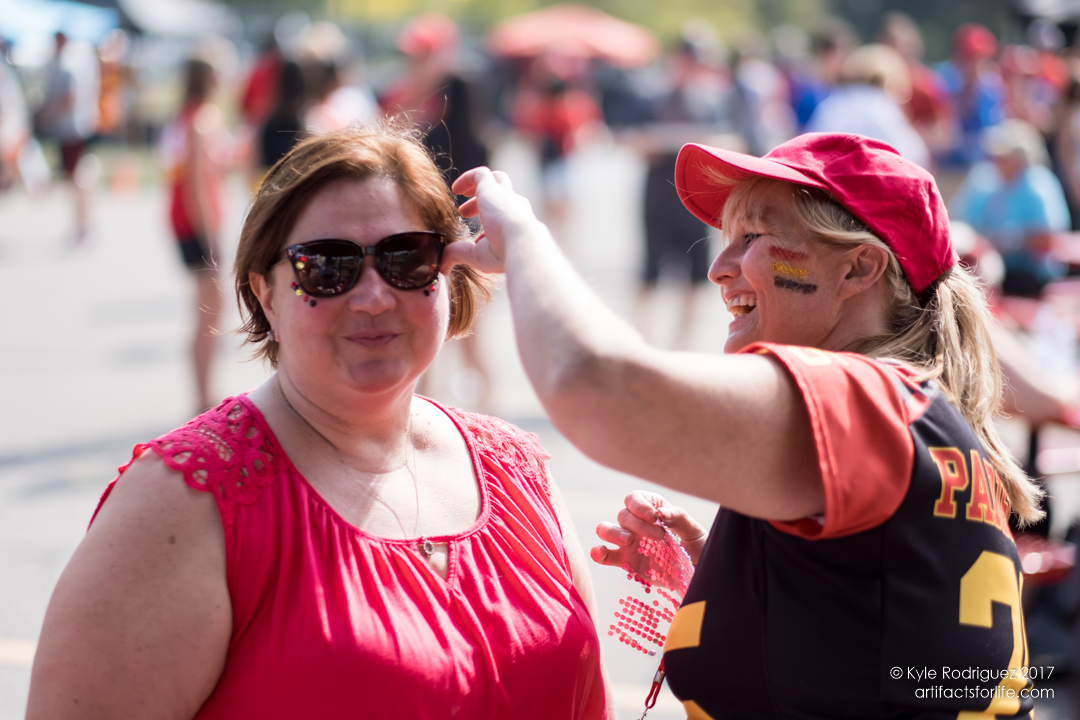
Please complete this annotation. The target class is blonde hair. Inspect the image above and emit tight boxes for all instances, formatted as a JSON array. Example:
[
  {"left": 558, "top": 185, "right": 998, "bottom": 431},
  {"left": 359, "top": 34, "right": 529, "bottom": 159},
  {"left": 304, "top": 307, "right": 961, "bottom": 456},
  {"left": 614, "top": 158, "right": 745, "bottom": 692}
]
[{"left": 719, "top": 175, "right": 1044, "bottom": 524}]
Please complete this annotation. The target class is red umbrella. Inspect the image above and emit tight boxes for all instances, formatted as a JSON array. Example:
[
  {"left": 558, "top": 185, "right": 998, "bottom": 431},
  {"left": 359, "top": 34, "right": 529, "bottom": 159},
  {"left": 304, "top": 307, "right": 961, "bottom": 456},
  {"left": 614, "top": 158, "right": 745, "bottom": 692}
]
[{"left": 487, "top": 4, "right": 659, "bottom": 68}]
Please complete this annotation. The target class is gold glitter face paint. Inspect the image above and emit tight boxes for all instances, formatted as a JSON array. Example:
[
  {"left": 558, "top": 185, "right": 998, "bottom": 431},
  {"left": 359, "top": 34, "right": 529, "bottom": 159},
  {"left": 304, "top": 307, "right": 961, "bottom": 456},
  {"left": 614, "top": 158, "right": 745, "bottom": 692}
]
[
  {"left": 771, "top": 261, "right": 809, "bottom": 279},
  {"left": 768, "top": 246, "right": 817, "bottom": 294}
]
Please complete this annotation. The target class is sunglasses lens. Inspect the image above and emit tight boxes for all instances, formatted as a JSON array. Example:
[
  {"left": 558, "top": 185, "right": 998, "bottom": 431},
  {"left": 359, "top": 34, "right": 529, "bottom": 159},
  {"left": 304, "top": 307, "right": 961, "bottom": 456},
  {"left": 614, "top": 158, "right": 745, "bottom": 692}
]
[
  {"left": 377, "top": 233, "right": 443, "bottom": 289},
  {"left": 291, "top": 241, "right": 361, "bottom": 297}
]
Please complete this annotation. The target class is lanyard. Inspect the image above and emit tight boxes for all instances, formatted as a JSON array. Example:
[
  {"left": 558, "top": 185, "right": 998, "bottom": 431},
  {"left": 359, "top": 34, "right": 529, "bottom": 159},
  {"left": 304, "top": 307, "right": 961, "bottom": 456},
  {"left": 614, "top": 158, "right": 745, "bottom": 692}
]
[{"left": 638, "top": 658, "right": 666, "bottom": 719}]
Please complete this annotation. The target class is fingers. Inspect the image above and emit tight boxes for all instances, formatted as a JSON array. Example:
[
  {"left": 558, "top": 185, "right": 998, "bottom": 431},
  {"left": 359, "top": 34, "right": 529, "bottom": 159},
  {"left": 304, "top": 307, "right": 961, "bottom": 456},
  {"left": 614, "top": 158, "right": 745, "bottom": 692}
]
[
  {"left": 590, "top": 545, "right": 615, "bottom": 566},
  {"left": 450, "top": 167, "right": 489, "bottom": 198},
  {"left": 656, "top": 505, "right": 708, "bottom": 544},
  {"left": 624, "top": 490, "right": 663, "bottom": 523},
  {"left": 441, "top": 236, "right": 504, "bottom": 275},
  {"left": 457, "top": 197, "right": 478, "bottom": 218},
  {"left": 451, "top": 167, "right": 512, "bottom": 198},
  {"left": 616, "top": 507, "right": 666, "bottom": 541},
  {"left": 595, "top": 521, "right": 631, "bottom": 547}
]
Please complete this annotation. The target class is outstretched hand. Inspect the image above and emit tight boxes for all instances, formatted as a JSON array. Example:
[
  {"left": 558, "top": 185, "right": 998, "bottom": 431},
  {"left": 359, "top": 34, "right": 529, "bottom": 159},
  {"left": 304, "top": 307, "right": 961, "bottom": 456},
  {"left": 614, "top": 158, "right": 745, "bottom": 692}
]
[
  {"left": 590, "top": 491, "right": 709, "bottom": 571},
  {"left": 443, "top": 167, "right": 547, "bottom": 275}
]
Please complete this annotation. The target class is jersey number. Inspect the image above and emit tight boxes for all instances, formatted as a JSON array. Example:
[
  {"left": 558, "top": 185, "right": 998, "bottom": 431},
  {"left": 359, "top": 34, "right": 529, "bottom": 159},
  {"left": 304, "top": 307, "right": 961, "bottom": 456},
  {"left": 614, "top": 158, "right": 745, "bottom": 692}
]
[{"left": 956, "top": 551, "right": 1027, "bottom": 719}]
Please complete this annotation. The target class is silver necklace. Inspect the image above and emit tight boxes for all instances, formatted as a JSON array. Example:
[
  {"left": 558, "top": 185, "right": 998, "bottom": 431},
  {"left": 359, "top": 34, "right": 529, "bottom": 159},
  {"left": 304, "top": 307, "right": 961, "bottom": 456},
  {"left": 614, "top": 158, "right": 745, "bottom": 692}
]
[
  {"left": 406, "top": 415, "right": 435, "bottom": 559},
  {"left": 278, "top": 380, "right": 431, "bottom": 556}
]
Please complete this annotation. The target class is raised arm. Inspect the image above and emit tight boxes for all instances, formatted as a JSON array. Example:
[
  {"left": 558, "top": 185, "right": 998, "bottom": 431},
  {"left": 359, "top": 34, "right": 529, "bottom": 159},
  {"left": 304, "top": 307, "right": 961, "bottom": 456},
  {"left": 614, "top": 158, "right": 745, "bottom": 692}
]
[
  {"left": 26, "top": 453, "right": 231, "bottom": 720},
  {"left": 447, "top": 169, "right": 821, "bottom": 520}
]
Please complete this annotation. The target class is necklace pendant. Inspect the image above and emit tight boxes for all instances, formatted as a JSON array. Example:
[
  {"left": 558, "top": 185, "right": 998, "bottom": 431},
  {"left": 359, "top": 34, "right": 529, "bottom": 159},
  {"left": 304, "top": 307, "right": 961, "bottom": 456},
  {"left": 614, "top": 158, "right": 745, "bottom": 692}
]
[{"left": 419, "top": 538, "right": 435, "bottom": 558}]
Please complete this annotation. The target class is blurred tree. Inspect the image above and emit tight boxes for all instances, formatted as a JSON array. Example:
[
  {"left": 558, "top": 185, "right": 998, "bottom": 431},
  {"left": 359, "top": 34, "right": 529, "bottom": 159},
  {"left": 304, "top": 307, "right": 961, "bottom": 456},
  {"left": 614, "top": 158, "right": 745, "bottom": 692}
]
[{"left": 221, "top": 0, "right": 1025, "bottom": 65}]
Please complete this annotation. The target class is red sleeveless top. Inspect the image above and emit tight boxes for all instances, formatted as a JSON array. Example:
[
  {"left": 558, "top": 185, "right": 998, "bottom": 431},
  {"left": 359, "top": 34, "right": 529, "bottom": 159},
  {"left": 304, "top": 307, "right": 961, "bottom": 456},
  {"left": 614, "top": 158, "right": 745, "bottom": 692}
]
[{"left": 94, "top": 396, "right": 607, "bottom": 719}]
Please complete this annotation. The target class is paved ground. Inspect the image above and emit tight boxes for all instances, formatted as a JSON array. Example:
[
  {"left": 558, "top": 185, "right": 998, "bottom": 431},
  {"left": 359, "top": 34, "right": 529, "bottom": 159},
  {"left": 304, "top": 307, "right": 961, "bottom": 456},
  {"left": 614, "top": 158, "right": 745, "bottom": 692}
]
[{"left": 0, "top": 135, "right": 1076, "bottom": 719}]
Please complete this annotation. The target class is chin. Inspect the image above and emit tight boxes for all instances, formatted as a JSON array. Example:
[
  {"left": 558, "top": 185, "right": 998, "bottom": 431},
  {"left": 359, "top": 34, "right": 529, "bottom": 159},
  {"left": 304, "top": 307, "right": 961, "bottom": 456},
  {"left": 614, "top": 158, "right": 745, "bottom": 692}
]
[
  {"left": 342, "top": 361, "right": 416, "bottom": 396},
  {"left": 723, "top": 332, "right": 757, "bottom": 355}
]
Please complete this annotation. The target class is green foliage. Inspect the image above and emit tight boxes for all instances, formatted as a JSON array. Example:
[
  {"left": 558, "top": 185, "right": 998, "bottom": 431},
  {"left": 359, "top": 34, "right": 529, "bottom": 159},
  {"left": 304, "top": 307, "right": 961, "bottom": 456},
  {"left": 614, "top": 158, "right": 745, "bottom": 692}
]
[{"left": 219, "top": 0, "right": 1025, "bottom": 64}]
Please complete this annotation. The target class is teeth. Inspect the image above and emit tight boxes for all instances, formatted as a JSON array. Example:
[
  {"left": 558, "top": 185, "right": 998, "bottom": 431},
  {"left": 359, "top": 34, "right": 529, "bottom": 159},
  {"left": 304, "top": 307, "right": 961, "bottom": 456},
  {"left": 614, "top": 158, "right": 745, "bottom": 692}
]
[{"left": 726, "top": 294, "right": 757, "bottom": 317}]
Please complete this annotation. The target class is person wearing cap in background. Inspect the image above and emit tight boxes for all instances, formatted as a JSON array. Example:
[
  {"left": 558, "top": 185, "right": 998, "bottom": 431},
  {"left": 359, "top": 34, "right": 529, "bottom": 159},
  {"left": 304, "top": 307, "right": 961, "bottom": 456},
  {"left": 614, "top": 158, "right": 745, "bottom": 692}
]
[
  {"left": 805, "top": 43, "right": 931, "bottom": 169},
  {"left": 446, "top": 132, "right": 1042, "bottom": 718},
  {"left": 950, "top": 118, "right": 1070, "bottom": 296},
  {"left": 935, "top": 23, "right": 1006, "bottom": 167}
]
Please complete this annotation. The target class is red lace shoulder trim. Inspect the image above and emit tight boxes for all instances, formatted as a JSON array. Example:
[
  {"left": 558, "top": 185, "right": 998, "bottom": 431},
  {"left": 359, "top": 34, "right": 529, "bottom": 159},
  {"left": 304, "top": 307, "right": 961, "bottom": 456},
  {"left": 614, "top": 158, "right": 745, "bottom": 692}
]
[
  {"left": 145, "top": 397, "right": 277, "bottom": 525},
  {"left": 445, "top": 408, "right": 551, "bottom": 494}
]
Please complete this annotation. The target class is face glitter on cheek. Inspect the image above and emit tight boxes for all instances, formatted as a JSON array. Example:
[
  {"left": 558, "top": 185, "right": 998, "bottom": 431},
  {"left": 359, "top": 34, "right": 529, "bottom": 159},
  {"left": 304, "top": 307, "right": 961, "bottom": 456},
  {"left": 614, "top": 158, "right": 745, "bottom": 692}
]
[{"left": 771, "top": 261, "right": 809, "bottom": 279}]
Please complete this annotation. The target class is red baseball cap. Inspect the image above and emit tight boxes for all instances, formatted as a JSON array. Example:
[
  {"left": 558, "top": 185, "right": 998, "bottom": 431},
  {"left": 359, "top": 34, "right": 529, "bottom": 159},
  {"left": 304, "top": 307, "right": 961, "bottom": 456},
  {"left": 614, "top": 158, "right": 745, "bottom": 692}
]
[
  {"left": 953, "top": 23, "right": 998, "bottom": 61},
  {"left": 674, "top": 133, "right": 956, "bottom": 294}
]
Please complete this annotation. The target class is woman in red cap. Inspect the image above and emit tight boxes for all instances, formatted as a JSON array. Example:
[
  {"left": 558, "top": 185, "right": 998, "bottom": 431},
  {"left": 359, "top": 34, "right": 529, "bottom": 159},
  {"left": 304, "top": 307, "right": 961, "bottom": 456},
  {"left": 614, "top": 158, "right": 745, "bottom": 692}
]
[{"left": 448, "top": 132, "right": 1042, "bottom": 719}]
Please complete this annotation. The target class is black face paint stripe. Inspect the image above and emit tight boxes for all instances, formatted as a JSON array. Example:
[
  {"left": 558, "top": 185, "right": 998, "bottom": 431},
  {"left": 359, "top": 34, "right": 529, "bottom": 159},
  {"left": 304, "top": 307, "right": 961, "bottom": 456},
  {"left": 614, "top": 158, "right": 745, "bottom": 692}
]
[{"left": 774, "top": 276, "right": 818, "bottom": 294}]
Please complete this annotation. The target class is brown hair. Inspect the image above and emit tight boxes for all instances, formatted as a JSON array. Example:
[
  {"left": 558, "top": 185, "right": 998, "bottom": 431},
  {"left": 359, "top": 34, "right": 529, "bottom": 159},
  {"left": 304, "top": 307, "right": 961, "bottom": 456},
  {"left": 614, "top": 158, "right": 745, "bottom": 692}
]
[
  {"left": 182, "top": 57, "right": 216, "bottom": 105},
  {"left": 235, "top": 124, "right": 492, "bottom": 366},
  {"left": 717, "top": 175, "right": 1044, "bottom": 524}
]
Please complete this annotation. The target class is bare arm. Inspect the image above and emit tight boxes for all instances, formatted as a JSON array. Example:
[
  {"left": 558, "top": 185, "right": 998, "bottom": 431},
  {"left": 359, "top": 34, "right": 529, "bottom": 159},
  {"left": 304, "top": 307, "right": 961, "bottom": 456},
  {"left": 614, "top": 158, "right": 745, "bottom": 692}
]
[
  {"left": 26, "top": 453, "right": 231, "bottom": 720},
  {"left": 448, "top": 169, "right": 821, "bottom": 520}
]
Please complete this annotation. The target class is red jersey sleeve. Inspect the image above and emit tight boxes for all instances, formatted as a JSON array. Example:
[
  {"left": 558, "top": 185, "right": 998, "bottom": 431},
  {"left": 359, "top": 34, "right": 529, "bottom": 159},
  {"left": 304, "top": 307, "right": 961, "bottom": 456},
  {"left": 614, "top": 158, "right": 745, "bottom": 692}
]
[{"left": 744, "top": 343, "right": 922, "bottom": 540}]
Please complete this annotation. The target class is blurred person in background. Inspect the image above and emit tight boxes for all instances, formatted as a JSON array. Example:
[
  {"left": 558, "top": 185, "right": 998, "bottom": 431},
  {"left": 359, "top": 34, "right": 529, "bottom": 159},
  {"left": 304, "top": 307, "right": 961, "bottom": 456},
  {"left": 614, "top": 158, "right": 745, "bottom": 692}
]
[
  {"left": 1000, "top": 43, "right": 1061, "bottom": 136},
  {"left": 935, "top": 23, "right": 1006, "bottom": 167},
  {"left": 95, "top": 29, "right": 132, "bottom": 141},
  {"left": 160, "top": 55, "right": 229, "bottom": 412},
  {"left": 950, "top": 118, "right": 1070, "bottom": 296},
  {"left": 34, "top": 31, "right": 99, "bottom": 245},
  {"left": 299, "top": 22, "right": 378, "bottom": 135},
  {"left": 240, "top": 35, "right": 282, "bottom": 132},
  {"left": 731, "top": 30, "right": 795, "bottom": 155},
  {"left": 258, "top": 59, "right": 305, "bottom": 172},
  {"left": 625, "top": 33, "right": 734, "bottom": 348},
  {"left": 877, "top": 12, "right": 954, "bottom": 157},
  {"left": 510, "top": 50, "right": 603, "bottom": 235},
  {"left": 381, "top": 14, "right": 494, "bottom": 410},
  {"left": 1052, "top": 72, "right": 1080, "bottom": 226},
  {"left": 787, "top": 18, "right": 857, "bottom": 129},
  {"left": 805, "top": 44, "right": 931, "bottom": 169},
  {"left": 27, "top": 126, "right": 610, "bottom": 720},
  {"left": 0, "top": 36, "right": 31, "bottom": 192}
]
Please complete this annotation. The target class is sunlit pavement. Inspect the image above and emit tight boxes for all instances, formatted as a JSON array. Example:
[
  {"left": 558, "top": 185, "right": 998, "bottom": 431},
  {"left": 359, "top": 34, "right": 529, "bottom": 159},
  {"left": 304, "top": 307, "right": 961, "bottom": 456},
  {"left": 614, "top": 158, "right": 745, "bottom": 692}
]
[{"left": 0, "top": 136, "right": 1073, "bottom": 718}]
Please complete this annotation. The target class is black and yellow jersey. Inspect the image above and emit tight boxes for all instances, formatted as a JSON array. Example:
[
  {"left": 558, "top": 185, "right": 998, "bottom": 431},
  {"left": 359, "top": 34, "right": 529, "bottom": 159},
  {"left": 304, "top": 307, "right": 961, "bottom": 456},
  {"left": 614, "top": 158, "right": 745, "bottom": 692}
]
[{"left": 663, "top": 344, "right": 1032, "bottom": 719}]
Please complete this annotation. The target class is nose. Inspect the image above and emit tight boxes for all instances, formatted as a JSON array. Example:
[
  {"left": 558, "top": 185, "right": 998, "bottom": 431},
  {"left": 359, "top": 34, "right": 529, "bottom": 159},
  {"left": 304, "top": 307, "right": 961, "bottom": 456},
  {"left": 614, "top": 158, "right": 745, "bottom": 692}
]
[
  {"left": 346, "top": 257, "right": 397, "bottom": 314},
  {"left": 708, "top": 243, "right": 740, "bottom": 286}
]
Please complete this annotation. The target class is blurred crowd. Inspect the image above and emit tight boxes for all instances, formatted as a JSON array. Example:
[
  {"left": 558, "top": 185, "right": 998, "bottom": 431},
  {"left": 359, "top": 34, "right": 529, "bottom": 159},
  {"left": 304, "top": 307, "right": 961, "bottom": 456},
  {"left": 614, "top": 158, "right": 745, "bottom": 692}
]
[{"left": 7, "top": 13, "right": 1080, "bottom": 430}]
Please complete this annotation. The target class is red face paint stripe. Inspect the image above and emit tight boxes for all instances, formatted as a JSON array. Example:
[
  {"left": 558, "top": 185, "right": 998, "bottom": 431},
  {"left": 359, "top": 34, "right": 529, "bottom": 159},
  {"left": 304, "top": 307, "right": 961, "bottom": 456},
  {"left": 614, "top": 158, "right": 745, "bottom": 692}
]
[{"left": 769, "top": 246, "right": 809, "bottom": 262}]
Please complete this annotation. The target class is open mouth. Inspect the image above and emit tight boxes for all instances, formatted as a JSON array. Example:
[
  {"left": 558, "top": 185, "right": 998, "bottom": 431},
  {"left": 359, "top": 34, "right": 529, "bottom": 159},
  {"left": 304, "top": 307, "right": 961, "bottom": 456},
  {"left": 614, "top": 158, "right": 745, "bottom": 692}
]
[{"left": 726, "top": 295, "right": 757, "bottom": 318}]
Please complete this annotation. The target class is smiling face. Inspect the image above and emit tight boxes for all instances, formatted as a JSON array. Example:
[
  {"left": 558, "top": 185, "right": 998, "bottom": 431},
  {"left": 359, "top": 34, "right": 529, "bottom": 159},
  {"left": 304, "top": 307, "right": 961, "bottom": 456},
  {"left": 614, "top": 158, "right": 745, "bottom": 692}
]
[
  {"left": 710, "top": 182, "right": 853, "bottom": 353},
  {"left": 255, "top": 176, "right": 450, "bottom": 400}
]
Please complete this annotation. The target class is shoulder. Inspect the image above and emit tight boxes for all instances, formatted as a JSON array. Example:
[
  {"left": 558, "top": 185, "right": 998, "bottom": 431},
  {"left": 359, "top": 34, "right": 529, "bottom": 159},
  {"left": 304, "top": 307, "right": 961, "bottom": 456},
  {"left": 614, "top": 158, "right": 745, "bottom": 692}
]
[
  {"left": 137, "top": 397, "right": 279, "bottom": 524},
  {"left": 446, "top": 406, "right": 549, "bottom": 459},
  {"left": 438, "top": 404, "right": 552, "bottom": 490},
  {"left": 743, "top": 343, "right": 922, "bottom": 423}
]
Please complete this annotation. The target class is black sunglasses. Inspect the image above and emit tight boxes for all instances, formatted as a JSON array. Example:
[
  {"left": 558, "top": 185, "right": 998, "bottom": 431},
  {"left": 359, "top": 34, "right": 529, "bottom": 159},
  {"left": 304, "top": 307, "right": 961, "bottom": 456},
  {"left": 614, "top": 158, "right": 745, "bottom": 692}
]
[{"left": 283, "top": 232, "right": 447, "bottom": 297}]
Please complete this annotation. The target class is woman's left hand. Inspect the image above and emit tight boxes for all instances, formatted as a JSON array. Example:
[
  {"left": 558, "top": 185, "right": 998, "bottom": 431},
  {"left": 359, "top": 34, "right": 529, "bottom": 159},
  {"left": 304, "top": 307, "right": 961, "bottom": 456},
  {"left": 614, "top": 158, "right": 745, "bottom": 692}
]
[{"left": 444, "top": 167, "right": 547, "bottom": 275}]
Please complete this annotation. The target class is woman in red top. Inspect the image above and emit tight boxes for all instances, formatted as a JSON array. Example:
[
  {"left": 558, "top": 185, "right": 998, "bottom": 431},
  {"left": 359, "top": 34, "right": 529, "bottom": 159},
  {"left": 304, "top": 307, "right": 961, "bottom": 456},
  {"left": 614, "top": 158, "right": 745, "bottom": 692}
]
[
  {"left": 165, "top": 56, "right": 229, "bottom": 411},
  {"left": 27, "top": 127, "right": 610, "bottom": 719},
  {"left": 447, "top": 134, "right": 1044, "bottom": 718}
]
